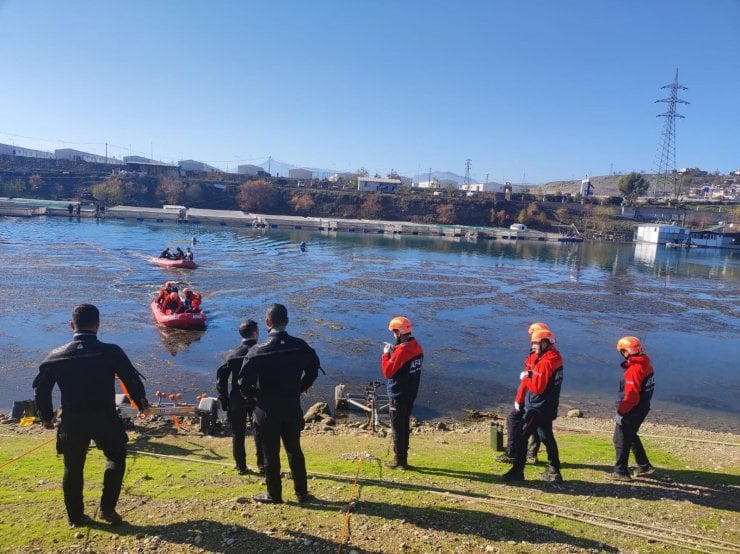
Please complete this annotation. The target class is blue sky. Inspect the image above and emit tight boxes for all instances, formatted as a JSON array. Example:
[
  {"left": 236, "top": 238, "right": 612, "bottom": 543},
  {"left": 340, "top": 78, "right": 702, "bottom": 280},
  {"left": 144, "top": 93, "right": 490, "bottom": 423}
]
[{"left": 1, "top": 1, "right": 738, "bottom": 183}]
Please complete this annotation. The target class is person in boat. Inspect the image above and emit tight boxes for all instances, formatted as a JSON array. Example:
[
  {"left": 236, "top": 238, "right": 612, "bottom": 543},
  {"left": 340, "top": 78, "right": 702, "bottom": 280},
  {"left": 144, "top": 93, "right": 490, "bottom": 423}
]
[
  {"left": 185, "top": 247, "right": 194, "bottom": 261},
  {"left": 501, "top": 328, "right": 564, "bottom": 483},
  {"left": 159, "top": 247, "right": 172, "bottom": 259},
  {"left": 174, "top": 247, "right": 186, "bottom": 260},
  {"left": 32, "top": 303, "right": 150, "bottom": 528},
  {"left": 381, "top": 316, "right": 423, "bottom": 470},
  {"left": 155, "top": 282, "right": 175, "bottom": 307},
  {"left": 238, "top": 303, "right": 321, "bottom": 503},
  {"left": 216, "top": 319, "right": 264, "bottom": 475},
  {"left": 188, "top": 291, "right": 202, "bottom": 313},
  {"left": 163, "top": 289, "right": 183, "bottom": 315},
  {"left": 182, "top": 288, "right": 201, "bottom": 313},
  {"left": 607, "top": 336, "right": 655, "bottom": 482},
  {"left": 497, "top": 322, "right": 546, "bottom": 465}
]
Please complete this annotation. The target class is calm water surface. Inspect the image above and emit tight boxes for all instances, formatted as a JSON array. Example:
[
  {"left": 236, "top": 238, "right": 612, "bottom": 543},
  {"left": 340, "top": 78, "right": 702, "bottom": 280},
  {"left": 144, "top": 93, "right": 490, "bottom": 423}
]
[{"left": 1, "top": 216, "right": 738, "bottom": 432}]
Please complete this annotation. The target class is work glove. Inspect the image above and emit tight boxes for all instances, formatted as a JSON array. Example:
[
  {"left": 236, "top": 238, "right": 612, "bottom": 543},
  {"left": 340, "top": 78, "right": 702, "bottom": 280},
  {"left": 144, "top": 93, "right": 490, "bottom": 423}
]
[
  {"left": 519, "top": 371, "right": 528, "bottom": 381},
  {"left": 218, "top": 396, "right": 229, "bottom": 412},
  {"left": 514, "top": 402, "right": 520, "bottom": 412},
  {"left": 383, "top": 342, "right": 395, "bottom": 355},
  {"left": 614, "top": 413, "right": 623, "bottom": 426}
]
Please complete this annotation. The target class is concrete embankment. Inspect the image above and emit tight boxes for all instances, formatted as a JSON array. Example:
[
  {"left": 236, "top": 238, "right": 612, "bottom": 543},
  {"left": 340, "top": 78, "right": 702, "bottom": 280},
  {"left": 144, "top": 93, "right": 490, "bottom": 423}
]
[{"left": 1, "top": 198, "right": 581, "bottom": 242}]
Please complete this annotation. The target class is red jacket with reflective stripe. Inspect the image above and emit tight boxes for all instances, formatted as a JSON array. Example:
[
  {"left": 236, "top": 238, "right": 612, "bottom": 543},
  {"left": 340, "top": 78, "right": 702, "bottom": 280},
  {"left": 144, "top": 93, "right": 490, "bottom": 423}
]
[
  {"left": 617, "top": 354, "right": 654, "bottom": 415},
  {"left": 381, "top": 337, "right": 423, "bottom": 403}
]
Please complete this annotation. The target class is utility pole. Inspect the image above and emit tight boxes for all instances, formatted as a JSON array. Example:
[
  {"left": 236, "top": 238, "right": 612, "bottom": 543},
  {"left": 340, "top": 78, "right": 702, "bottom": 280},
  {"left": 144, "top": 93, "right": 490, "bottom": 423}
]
[
  {"left": 465, "top": 158, "right": 472, "bottom": 187},
  {"left": 652, "top": 68, "right": 689, "bottom": 199},
  {"left": 105, "top": 143, "right": 108, "bottom": 165}
]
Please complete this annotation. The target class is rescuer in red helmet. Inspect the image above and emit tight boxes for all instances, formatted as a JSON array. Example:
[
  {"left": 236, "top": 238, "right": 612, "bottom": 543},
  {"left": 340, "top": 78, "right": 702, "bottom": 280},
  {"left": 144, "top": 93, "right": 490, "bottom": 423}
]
[
  {"left": 497, "top": 322, "right": 549, "bottom": 464},
  {"left": 502, "top": 328, "right": 564, "bottom": 483},
  {"left": 608, "top": 336, "right": 655, "bottom": 481},
  {"left": 381, "top": 316, "right": 423, "bottom": 470}
]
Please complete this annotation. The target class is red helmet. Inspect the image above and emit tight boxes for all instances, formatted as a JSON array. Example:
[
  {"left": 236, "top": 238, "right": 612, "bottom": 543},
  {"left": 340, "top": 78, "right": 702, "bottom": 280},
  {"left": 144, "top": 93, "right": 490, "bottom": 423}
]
[
  {"left": 388, "top": 316, "right": 413, "bottom": 334},
  {"left": 617, "top": 336, "right": 642, "bottom": 356},
  {"left": 531, "top": 329, "right": 556, "bottom": 344},
  {"left": 183, "top": 288, "right": 191, "bottom": 295},
  {"left": 528, "top": 322, "right": 550, "bottom": 336},
  {"left": 167, "top": 292, "right": 179, "bottom": 300}
]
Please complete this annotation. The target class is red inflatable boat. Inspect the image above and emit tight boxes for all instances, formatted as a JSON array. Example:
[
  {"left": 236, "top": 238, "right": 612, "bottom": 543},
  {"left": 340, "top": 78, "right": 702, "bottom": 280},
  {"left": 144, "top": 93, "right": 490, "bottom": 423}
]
[
  {"left": 150, "top": 301, "right": 206, "bottom": 330},
  {"left": 151, "top": 257, "right": 197, "bottom": 269}
]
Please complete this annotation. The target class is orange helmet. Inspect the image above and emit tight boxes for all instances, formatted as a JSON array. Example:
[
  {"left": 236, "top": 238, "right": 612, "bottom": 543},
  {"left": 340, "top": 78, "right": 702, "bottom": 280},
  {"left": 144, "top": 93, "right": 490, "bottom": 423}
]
[
  {"left": 617, "top": 336, "right": 642, "bottom": 356},
  {"left": 167, "top": 292, "right": 179, "bottom": 301},
  {"left": 388, "top": 316, "right": 413, "bottom": 334},
  {"left": 531, "top": 329, "right": 556, "bottom": 344},
  {"left": 528, "top": 322, "right": 550, "bottom": 336},
  {"left": 183, "top": 288, "right": 191, "bottom": 295},
  {"left": 165, "top": 281, "right": 175, "bottom": 287}
]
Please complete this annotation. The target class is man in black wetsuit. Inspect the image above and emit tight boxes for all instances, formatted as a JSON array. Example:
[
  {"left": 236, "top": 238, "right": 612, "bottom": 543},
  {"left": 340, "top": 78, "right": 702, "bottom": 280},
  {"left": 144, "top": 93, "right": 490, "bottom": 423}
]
[
  {"left": 33, "top": 304, "right": 150, "bottom": 528},
  {"left": 216, "top": 319, "right": 263, "bottom": 475},
  {"left": 238, "top": 303, "right": 320, "bottom": 504}
]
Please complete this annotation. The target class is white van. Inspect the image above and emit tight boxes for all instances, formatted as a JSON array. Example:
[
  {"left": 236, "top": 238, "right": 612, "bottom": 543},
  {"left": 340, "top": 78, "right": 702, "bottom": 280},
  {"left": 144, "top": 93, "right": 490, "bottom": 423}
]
[{"left": 509, "top": 223, "right": 528, "bottom": 231}]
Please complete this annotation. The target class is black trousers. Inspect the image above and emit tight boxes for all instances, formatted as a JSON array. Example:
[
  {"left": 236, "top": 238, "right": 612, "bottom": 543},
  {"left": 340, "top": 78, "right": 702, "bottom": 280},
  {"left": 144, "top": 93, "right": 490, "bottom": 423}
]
[
  {"left": 389, "top": 398, "right": 413, "bottom": 464},
  {"left": 228, "top": 398, "right": 263, "bottom": 471},
  {"left": 512, "top": 411, "right": 560, "bottom": 472},
  {"left": 57, "top": 414, "right": 127, "bottom": 522},
  {"left": 613, "top": 410, "right": 650, "bottom": 474},
  {"left": 255, "top": 407, "right": 306, "bottom": 501},
  {"left": 505, "top": 408, "right": 541, "bottom": 455}
]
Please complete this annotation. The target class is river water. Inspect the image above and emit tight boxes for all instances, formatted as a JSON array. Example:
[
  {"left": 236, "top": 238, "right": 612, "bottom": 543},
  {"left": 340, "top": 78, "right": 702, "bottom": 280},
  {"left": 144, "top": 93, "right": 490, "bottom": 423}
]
[{"left": 1, "top": 216, "right": 738, "bottom": 432}]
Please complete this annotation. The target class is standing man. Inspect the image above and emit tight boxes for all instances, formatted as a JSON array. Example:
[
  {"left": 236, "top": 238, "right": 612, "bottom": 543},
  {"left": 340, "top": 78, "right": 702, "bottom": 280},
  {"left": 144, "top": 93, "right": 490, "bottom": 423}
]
[
  {"left": 381, "top": 316, "right": 423, "bottom": 470},
  {"left": 608, "top": 336, "right": 655, "bottom": 481},
  {"left": 216, "top": 319, "right": 263, "bottom": 475},
  {"left": 502, "top": 328, "right": 564, "bottom": 483},
  {"left": 497, "top": 322, "right": 546, "bottom": 464},
  {"left": 32, "top": 304, "right": 150, "bottom": 528},
  {"left": 239, "top": 303, "right": 320, "bottom": 504}
]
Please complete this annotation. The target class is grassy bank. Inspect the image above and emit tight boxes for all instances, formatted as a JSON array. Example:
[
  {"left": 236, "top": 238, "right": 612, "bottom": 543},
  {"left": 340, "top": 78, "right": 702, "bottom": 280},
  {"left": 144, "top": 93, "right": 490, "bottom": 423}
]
[{"left": 0, "top": 417, "right": 738, "bottom": 553}]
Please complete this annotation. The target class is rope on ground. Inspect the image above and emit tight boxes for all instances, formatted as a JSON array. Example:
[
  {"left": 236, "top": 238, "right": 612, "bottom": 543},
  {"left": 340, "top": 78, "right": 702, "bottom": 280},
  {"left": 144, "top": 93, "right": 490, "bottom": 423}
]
[
  {"left": 129, "top": 449, "right": 233, "bottom": 467},
  {"left": 0, "top": 435, "right": 55, "bottom": 471},
  {"left": 336, "top": 430, "right": 371, "bottom": 554}
]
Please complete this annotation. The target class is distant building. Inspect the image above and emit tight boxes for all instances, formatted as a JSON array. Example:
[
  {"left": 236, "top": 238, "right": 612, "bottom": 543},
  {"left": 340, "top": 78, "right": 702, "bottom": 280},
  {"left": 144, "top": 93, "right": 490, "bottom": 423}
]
[
  {"left": 357, "top": 176, "right": 401, "bottom": 193},
  {"left": 124, "top": 160, "right": 179, "bottom": 178},
  {"left": 328, "top": 172, "right": 355, "bottom": 182},
  {"left": 414, "top": 179, "right": 458, "bottom": 189},
  {"left": 460, "top": 182, "right": 499, "bottom": 193},
  {"left": 0, "top": 143, "right": 54, "bottom": 159},
  {"left": 56, "top": 148, "right": 111, "bottom": 164},
  {"left": 635, "top": 223, "right": 691, "bottom": 245},
  {"left": 238, "top": 164, "right": 266, "bottom": 176},
  {"left": 288, "top": 168, "right": 312, "bottom": 180},
  {"left": 179, "top": 160, "right": 219, "bottom": 173}
]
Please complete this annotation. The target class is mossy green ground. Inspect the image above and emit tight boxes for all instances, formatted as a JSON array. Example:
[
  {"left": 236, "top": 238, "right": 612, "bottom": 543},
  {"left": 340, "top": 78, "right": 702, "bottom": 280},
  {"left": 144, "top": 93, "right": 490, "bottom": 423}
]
[{"left": 0, "top": 421, "right": 738, "bottom": 553}]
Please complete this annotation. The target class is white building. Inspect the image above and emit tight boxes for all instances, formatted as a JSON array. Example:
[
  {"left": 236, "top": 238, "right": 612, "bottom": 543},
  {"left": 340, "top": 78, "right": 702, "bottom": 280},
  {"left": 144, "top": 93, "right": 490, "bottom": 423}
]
[
  {"left": 288, "top": 168, "right": 312, "bottom": 180},
  {"left": 414, "top": 179, "right": 458, "bottom": 190},
  {"left": 357, "top": 176, "right": 401, "bottom": 193},
  {"left": 635, "top": 223, "right": 691, "bottom": 245},
  {"left": 56, "top": 148, "right": 112, "bottom": 164},
  {"left": 0, "top": 143, "right": 54, "bottom": 159},
  {"left": 459, "top": 182, "right": 500, "bottom": 193}
]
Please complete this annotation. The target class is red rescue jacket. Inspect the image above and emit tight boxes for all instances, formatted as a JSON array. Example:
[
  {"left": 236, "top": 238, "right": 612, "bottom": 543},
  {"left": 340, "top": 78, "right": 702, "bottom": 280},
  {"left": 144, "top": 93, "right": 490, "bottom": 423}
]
[{"left": 617, "top": 354, "right": 654, "bottom": 416}]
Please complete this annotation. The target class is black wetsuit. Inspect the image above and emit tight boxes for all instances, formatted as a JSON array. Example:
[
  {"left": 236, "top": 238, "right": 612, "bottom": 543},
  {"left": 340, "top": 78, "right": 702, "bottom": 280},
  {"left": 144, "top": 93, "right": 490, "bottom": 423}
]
[
  {"left": 216, "top": 338, "right": 263, "bottom": 472},
  {"left": 33, "top": 331, "right": 148, "bottom": 524},
  {"left": 238, "top": 329, "right": 320, "bottom": 501}
]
